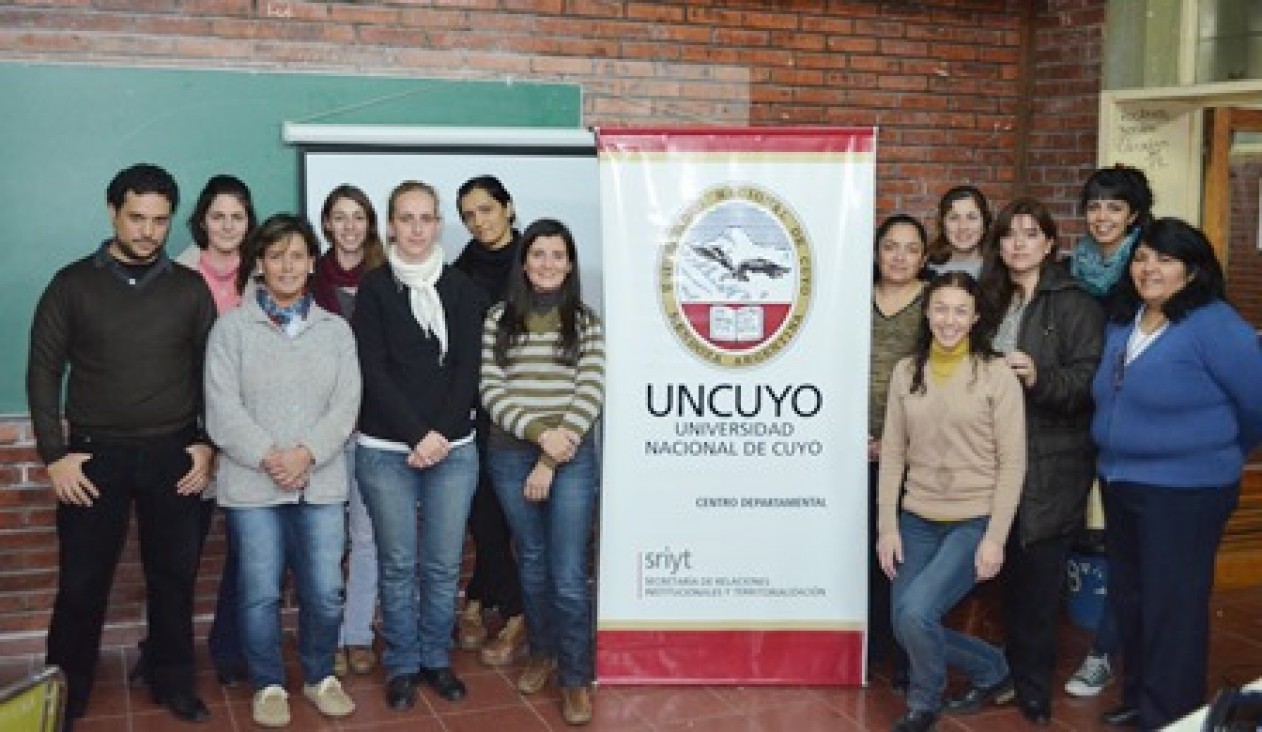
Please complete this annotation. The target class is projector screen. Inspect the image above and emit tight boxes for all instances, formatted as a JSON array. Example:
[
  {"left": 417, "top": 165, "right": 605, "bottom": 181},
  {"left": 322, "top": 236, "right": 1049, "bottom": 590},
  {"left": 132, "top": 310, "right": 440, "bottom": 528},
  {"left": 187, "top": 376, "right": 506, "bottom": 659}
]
[{"left": 290, "top": 125, "right": 604, "bottom": 311}]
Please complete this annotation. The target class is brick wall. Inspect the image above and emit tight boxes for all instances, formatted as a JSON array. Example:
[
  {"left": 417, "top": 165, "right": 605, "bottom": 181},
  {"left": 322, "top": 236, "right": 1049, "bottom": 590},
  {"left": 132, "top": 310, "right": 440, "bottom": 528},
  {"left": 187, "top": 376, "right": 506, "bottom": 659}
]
[
  {"left": 0, "top": 0, "right": 1109, "bottom": 644},
  {"left": 1027, "top": 0, "right": 1106, "bottom": 243}
]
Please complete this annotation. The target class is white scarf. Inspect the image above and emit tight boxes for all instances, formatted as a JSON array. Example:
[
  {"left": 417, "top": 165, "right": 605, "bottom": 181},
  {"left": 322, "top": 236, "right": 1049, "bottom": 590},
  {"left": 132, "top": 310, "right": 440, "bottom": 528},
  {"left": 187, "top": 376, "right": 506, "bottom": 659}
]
[{"left": 388, "top": 244, "right": 448, "bottom": 362}]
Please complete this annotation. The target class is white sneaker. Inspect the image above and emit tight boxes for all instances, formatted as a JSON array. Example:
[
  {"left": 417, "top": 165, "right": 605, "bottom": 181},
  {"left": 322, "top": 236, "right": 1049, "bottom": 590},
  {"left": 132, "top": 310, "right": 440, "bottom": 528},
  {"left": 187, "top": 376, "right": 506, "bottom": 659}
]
[
  {"left": 303, "top": 675, "right": 356, "bottom": 718},
  {"left": 1065, "top": 653, "right": 1113, "bottom": 697},
  {"left": 252, "top": 684, "right": 291, "bottom": 728}
]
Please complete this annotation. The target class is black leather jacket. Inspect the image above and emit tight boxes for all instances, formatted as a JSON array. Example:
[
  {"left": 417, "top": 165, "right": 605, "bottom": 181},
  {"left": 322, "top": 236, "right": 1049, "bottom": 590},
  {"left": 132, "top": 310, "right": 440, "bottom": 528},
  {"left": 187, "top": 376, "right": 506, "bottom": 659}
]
[{"left": 1011, "top": 263, "right": 1105, "bottom": 546}]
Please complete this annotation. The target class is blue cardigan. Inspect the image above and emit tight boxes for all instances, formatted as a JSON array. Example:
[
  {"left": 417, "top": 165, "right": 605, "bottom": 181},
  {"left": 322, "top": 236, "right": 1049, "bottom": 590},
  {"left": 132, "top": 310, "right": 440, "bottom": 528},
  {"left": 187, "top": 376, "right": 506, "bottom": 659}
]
[{"left": 1091, "top": 300, "right": 1262, "bottom": 489}]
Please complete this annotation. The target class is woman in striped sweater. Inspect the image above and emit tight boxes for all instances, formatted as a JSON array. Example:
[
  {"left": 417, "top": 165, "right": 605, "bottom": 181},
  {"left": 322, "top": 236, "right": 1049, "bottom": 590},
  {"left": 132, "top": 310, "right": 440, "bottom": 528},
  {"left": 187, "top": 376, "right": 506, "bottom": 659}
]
[{"left": 480, "top": 218, "right": 605, "bottom": 726}]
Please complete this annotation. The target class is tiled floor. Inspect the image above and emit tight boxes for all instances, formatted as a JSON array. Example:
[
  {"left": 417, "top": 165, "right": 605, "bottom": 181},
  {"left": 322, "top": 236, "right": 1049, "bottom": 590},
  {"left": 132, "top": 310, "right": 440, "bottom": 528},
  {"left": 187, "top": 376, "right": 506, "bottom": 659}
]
[{"left": 4, "top": 585, "right": 1260, "bottom": 731}]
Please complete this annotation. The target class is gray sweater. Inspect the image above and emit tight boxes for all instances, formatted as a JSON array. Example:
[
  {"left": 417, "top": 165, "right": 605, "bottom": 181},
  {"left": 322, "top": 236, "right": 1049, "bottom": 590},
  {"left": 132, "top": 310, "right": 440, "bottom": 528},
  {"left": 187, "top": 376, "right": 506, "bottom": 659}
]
[{"left": 206, "top": 297, "right": 361, "bottom": 507}]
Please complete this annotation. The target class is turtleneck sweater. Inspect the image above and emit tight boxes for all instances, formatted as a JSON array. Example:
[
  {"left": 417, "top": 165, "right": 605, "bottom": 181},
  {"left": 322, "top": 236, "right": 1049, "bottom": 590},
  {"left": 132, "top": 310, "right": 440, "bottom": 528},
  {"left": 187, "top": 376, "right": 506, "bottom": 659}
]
[{"left": 876, "top": 350, "right": 1027, "bottom": 547}]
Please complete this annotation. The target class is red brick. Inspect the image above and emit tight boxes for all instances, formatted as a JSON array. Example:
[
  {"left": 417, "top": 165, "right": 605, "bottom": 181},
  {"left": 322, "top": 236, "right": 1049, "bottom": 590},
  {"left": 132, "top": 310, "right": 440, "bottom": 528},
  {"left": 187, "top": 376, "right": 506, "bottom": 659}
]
[
  {"left": 505, "top": 0, "right": 562, "bottom": 11},
  {"left": 395, "top": 8, "right": 467, "bottom": 28},
  {"left": 625, "top": 2, "right": 681, "bottom": 23},
  {"left": 569, "top": 0, "right": 623, "bottom": 17},
  {"left": 768, "top": 30, "right": 825, "bottom": 52},
  {"left": 620, "top": 41, "right": 681, "bottom": 61},
  {"left": 879, "top": 39, "right": 927, "bottom": 57},
  {"left": 826, "top": 35, "right": 877, "bottom": 54},
  {"left": 853, "top": 19, "right": 907, "bottom": 38},
  {"left": 328, "top": 4, "right": 400, "bottom": 25},
  {"left": 712, "top": 27, "right": 769, "bottom": 47},
  {"left": 0, "top": 425, "right": 22, "bottom": 446},
  {"left": 92, "top": 0, "right": 177, "bottom": 11}
]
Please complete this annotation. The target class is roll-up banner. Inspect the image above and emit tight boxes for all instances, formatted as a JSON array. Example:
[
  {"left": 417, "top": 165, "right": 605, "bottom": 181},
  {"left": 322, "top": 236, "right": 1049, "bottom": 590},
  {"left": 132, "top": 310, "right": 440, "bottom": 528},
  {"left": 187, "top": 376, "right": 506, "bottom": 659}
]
[{"left": 595, "top": 127, "right": 876, "bottom": 686}]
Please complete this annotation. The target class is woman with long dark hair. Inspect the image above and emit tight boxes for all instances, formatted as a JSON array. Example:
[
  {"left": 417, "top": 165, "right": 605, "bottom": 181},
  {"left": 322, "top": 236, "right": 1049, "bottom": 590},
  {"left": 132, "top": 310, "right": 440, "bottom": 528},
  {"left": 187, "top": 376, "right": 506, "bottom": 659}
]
[
  {"left": 867, "top": 213, "right": 928, "bottom": 691},
  {"left": 311, "top": 185, "right": 386, "bottom": 679},
  {"left": 451, "top": 175, "right": 528, "bottom": 667},
  {"left": 877, "top": 272, "right": 1026, "bottom": 732},
  {"left": 926, "top": 186, "right": 992, "bottom": 278},
  {"left": 973, "top": 198, "right": 1103, "bottom": 724},
  {"left": 481, "top": 218, "right": 605, "bottom": 726}
]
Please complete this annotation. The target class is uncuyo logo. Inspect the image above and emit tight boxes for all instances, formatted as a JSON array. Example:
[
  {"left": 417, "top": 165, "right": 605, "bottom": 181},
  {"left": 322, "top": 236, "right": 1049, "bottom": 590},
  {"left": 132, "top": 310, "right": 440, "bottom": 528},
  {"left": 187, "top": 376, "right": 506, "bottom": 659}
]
[{"left": 659, "top": 184, "right": 812, "bottom": 368}]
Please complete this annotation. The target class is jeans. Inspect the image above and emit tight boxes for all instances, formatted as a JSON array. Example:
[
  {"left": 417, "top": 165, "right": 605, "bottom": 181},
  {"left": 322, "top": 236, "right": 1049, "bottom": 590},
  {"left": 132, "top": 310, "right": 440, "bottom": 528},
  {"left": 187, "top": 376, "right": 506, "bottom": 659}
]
[
  {"left": 1091, "top": 595, "right": 1120, "bottom": 656},
  {"left": 227, "top": 502, "right": 346, "bottom": 689},
  {"left": 891, "top": 512, "right": 1008, "bottom": 714},
  {"left": 339, "top": 440, "right": 378, "bottom": 647},
  {"left": 488, "top": 440, "right": 598, "bottom": 687},
  {"left": 356, "top": 442, "right": 477, "bottom": 677},
  {"left": 49, "top": 431, "right": 203, "bottom": 719}
]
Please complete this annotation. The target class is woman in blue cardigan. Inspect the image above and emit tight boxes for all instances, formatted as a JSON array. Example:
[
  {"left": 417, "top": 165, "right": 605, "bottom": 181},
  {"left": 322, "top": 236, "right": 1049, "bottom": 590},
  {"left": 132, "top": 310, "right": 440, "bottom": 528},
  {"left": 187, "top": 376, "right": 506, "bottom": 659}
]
[{"left": 1091, "top": 218, "right": 1262, "bottom": 730}]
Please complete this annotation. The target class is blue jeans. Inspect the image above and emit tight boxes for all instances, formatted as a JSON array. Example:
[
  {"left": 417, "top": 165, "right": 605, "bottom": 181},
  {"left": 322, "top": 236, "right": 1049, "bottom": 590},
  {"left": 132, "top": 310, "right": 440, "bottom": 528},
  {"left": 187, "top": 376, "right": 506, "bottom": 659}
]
[
  {"left": 488, "top": 440, "right": 598, "bottom": 688},
  {"left": 339, "top": 440, "right": 378, "bottom": 647},
  {"left": 356, "top": 442, "right": 477, "bottom": 677},
  {"left": 227, "top": 502, "right": 345, "bottom": 689},
  {"left": 892, "top": 512, "right": 1008, "bottom": 714}
]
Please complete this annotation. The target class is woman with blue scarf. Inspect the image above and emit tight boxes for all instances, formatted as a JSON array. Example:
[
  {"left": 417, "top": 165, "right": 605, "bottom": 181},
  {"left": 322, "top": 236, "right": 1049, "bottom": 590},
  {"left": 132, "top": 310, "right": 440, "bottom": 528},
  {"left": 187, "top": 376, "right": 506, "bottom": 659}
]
[
  {"left": 1063, "top": 165, "right": 1155, "bottom": 705},
  {"left": 1069, "top": 166, "right": 1154, "bottom": 305},
  {"left": 205, "top": 214, "right": 362, "bottom": 727}
]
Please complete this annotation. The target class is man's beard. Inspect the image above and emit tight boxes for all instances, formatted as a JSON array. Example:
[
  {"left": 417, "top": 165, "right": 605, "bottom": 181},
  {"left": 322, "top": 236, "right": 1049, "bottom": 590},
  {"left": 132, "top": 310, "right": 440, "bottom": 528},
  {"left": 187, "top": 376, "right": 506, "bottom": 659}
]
[{"left": 112, "top": 238, "right": 162, "bottom": 264}]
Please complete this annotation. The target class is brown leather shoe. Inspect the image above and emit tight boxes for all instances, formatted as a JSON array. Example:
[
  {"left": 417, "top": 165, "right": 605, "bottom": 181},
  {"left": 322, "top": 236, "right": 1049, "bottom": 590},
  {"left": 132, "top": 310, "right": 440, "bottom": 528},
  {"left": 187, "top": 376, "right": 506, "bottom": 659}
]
[
  {"left": 480, "top": 614, "right": 527, "bottom": 667},
  {"left": 457, "top": 600, "right": 487, "bottom": 650},
  {"left": 332, "top": 648, "right": 349, "bottom": 678},
  {"left": 561, "top": 685, "right": 593, "bottom": 726},
  {"left": 516, "top": 655, "right": 556, "bottom": 695},
  {"left": 347, "top": 645, "right": 376, "bottom": 675}
]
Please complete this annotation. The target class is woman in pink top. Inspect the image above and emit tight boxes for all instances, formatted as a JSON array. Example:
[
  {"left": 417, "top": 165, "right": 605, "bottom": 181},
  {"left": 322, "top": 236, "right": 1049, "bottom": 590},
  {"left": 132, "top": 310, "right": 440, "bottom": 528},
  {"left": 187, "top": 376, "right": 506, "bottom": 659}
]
[
  {"left": 176, "top": 175, "right": 257, "bottom": 686},
  {"left": 176, "top": 175, "right": 258, "bottom": 313}
]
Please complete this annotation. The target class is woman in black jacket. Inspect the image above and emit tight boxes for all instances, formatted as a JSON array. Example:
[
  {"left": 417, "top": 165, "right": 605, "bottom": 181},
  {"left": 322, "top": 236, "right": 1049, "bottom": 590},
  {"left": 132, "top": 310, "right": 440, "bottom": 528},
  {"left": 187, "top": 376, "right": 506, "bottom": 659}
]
[
  {"left": 351, "top": 181, "right": 489, "bottom": 711},
  {"left": 962, "top": 198, "right": 1104, "bottom": 724}
]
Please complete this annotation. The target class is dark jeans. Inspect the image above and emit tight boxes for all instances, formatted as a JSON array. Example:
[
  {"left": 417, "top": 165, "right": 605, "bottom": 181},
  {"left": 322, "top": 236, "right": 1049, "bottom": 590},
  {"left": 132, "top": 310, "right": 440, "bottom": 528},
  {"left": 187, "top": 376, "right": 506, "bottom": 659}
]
[
  {"left": 49, "top": 431, "right": 204, "bottom": 719},
  {"left": 1003, "top": 532, "right": 1072, "bottom": 707},
  {"left": 204, "top": 503, "right": 245, "bottom": 670},
  {"left": 465, "top": 432, "right": 523, "bottom": 617},
  {"left": 1103, "top": 479, "right": 1238, "bottom": 730}
]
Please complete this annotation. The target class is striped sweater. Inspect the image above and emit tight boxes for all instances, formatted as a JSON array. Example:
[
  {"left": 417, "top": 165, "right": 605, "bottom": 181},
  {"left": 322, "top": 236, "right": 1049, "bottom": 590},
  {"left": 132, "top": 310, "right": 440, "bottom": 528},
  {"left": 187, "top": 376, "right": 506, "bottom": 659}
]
[{"left": 479, "top": 303, "right": 606, "bottom": 451}]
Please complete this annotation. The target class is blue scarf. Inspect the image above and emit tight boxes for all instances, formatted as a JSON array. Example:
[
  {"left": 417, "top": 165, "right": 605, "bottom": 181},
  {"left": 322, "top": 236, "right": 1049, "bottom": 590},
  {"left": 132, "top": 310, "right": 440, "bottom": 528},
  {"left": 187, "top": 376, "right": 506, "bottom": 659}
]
[
  {"left": 257, "top": 288, "right": 313, "bottom": 337},
  {"left": 1071, "top": 227, "right": 1140, "bottom": 298}
]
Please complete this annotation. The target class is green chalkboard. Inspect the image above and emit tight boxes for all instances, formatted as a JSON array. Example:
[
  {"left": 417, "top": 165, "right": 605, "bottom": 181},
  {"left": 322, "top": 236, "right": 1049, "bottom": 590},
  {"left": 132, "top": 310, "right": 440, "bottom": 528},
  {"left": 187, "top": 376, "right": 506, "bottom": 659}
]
[{"left": 0, "top": 62, "right": 581, "bottom": 413}]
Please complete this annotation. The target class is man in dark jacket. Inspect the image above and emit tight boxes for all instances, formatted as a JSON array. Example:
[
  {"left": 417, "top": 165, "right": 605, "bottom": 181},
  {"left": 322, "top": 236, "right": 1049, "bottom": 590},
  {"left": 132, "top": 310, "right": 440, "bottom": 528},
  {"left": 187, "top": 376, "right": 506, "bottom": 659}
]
[{"left": 27, "top": 163, "right": 217, "bottom": 726}]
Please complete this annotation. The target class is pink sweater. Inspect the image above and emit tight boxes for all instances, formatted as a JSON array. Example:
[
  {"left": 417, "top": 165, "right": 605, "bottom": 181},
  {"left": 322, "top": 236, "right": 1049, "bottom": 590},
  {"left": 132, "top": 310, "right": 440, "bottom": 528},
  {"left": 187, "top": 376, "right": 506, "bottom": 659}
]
[{"left": 877, "top": 355, "right": 1027, "bottom": 547}]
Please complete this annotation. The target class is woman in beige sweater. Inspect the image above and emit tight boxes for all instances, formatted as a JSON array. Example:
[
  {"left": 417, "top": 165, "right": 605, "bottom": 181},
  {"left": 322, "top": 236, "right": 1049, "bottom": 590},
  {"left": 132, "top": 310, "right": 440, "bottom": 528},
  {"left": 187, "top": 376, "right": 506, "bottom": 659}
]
[{"left": 876, "top": 271, "right": 1027, "bottom": 732}]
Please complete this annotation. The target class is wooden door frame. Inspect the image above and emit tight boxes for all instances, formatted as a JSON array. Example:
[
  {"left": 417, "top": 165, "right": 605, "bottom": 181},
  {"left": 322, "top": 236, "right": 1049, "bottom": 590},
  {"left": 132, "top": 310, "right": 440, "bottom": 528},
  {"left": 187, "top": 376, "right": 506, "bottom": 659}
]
[{"left": 1204, "top": 107, "right": 1262, "bottom": 266}]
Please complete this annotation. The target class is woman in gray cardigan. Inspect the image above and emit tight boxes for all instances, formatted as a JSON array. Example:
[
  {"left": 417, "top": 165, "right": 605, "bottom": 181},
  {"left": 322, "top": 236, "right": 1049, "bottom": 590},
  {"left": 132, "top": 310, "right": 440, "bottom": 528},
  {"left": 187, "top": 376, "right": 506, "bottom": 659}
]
[{"left": 205, "top": 214, "right": 361, "bottom": 729}]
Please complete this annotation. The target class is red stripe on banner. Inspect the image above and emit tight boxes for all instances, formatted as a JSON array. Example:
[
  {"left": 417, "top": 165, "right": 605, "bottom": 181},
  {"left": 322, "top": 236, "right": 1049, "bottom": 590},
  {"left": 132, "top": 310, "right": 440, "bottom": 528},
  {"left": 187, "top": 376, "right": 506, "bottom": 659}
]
[
  {"left": 596, "top": 629, "right": 865, "bottom": 685},
  {"left": 596, "top": 127, "right": 875, "bottom": 154}
]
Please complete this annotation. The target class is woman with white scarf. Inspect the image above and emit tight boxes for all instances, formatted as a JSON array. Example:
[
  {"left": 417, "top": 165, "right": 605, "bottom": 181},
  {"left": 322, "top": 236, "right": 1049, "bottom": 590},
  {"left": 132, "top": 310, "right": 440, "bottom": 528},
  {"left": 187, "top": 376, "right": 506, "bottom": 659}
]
[{"left": 352, "top": 181, "right": 489, "bottom": 712}]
